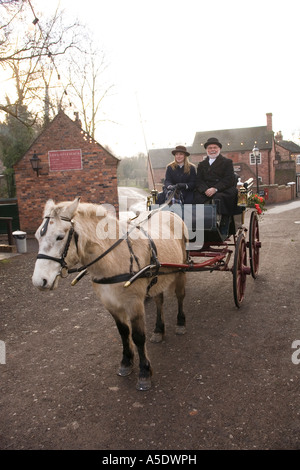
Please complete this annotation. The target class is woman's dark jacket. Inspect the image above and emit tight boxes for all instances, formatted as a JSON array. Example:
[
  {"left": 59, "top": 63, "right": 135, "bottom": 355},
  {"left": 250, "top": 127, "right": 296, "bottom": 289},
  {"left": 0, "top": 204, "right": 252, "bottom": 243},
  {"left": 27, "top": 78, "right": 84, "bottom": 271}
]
[{"left": 164, "top": 164, "right": 196, "bottom": 204}]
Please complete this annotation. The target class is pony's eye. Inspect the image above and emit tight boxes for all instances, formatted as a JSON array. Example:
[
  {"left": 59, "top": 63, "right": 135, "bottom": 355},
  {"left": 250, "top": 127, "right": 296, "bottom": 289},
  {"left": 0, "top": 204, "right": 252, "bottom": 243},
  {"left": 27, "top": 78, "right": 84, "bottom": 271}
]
[{"left": 56, "top": 235, "right": 65, "bottom": 241}]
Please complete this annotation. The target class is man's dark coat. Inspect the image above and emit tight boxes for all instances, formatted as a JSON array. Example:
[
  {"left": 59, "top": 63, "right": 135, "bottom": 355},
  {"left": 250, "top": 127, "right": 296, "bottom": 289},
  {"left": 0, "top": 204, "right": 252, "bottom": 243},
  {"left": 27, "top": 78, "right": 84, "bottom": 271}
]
[{"left": 193, "top": 154, "right": 237, "bottom": 214}]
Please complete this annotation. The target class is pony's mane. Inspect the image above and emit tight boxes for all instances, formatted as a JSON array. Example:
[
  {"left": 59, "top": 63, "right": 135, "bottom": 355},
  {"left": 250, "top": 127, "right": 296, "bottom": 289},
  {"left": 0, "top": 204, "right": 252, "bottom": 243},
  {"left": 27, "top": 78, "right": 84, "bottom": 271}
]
[
  {"left": 56, "top": 201, "right": 120, "bottom": 244},
  {"left": 76, "top": 202, "right": 101, "bottom": 219},
  {"left": 54, "top": 201, "right": 106, "bottom": 220},
  {"left": 43, "top": 199, "right": 122, "bottom": 246}
]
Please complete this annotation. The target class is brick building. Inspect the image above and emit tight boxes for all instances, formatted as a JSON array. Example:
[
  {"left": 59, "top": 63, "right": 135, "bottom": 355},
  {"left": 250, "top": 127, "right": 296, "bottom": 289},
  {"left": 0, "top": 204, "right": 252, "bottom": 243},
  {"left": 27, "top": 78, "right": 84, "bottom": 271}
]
[
  {"left": 274, "top": 131, "right": 300, "bottom": 192},
  {"left": 148, "top": 113, "right": 291, "bottom": 192},
  {"left": 14, "top": 111, "right": 119, "bottom": 234}
]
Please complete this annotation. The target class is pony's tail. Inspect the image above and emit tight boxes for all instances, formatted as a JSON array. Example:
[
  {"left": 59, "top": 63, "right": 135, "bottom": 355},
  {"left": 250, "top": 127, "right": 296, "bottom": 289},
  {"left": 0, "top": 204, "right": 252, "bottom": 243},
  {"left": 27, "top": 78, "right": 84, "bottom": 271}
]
[{"left": 181, "top": 221, "right": 189, "bottom": 261}]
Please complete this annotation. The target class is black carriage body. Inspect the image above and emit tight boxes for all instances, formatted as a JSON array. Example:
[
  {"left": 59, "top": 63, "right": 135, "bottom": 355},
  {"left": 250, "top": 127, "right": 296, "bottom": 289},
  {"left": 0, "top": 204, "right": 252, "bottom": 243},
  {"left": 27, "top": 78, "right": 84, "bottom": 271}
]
[{"left": 150, "top": 202, "right": 245, "bottom": 245}]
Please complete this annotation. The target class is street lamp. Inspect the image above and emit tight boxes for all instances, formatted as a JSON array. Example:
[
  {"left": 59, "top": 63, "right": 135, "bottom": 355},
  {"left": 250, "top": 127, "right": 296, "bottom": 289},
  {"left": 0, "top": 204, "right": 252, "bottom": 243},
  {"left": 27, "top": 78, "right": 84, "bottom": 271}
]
[
  {"left": 30, "top": 152, "right": 43, "bottom": 177},
  {"left": 252, "top": 145, "right": 260, "bottom": 194}
]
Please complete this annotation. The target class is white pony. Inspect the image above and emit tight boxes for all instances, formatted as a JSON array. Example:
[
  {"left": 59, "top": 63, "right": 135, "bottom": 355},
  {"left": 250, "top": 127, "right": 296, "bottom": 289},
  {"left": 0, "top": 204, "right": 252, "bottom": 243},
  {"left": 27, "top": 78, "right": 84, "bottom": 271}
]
[{"left": 32, "top": 198, "right": 188, "bottom": 390}]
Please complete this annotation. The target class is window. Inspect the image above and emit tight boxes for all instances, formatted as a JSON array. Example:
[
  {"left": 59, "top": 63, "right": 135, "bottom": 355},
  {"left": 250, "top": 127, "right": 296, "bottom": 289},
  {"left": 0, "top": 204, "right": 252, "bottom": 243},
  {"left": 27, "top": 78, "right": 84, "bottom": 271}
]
[
  {"left": 296, "top": 155, "right": 300, "bottom": 165},
  {"left": 250, "top": 152, "right": 261, "bottom": 165}
]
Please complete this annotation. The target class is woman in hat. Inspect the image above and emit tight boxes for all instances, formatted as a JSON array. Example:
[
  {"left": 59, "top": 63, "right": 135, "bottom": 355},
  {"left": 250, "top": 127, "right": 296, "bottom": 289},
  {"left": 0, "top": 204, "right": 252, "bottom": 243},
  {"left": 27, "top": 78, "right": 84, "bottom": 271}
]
[
  {"left": 160, "top": 145, "right": 196, "bottom": 204},
  {"left": 193, "top": 137, "right": 237, "bottom": 235}
]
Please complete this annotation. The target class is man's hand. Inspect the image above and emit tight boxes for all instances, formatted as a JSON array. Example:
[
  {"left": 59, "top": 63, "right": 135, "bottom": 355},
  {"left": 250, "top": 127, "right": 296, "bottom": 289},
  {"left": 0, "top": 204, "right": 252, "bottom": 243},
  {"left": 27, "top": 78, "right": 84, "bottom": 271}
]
[{"left": 205, "top": 187, "right": 218, "bottom": 197}]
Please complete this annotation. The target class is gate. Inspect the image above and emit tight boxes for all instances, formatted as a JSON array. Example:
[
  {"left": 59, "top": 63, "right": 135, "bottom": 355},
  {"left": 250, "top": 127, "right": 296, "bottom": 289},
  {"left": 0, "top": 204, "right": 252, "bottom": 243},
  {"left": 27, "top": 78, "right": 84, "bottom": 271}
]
[{"left": 0, "top": 199, "right": 20, "bottom": 234}]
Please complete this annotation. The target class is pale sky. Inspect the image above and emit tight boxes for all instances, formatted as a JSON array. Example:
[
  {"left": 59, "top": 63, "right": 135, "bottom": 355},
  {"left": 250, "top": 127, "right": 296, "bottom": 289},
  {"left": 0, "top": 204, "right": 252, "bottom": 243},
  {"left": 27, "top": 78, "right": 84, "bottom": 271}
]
[{"left": 12, "top": 0, "right": 300, "bottom": 156}]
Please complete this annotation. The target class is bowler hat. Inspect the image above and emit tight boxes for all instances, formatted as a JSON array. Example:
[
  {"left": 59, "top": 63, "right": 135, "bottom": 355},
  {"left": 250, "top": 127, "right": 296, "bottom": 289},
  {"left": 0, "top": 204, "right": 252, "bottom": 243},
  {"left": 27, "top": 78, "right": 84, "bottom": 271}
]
[
  {"left": 171, "top": 145, "right": 190, "bottom": 156},
  {"left": 204, "top": 137, "right": 222, "bottom": 149}
]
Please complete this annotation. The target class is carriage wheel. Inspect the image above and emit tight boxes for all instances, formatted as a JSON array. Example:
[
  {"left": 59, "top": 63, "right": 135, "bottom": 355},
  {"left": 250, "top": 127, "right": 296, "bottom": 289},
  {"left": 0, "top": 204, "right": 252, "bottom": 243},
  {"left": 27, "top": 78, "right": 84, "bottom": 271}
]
[
  {"left": 233, "top": 232, "right": 248, "bottom": 308},
  {"left": 249, "top": 211, "right": 261, "bottom": 279}
]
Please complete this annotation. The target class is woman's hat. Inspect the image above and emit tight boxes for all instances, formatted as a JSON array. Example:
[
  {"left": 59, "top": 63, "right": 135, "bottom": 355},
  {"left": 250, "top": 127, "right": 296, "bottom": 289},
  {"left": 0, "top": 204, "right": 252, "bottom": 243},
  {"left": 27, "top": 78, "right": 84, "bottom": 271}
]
[
  {"left": 171, "top": 145, "right": 190, "bottom": 156},
  {"left": 204, "top": 137, "right": 222, "bottom": 149}
]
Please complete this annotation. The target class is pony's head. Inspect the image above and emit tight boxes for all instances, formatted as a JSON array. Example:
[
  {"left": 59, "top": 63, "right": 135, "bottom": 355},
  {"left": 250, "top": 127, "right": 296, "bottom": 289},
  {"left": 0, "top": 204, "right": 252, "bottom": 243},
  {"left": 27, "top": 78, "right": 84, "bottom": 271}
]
[{"left": 32, "top": 197, "right": 81, "bottom": 290}]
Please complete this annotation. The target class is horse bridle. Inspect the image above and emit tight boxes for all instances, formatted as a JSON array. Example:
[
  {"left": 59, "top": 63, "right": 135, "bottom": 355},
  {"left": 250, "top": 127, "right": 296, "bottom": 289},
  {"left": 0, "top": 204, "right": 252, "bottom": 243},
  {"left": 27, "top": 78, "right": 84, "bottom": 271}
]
[{"left": 36, "top": 216, "right": 76, "bottom": 278}]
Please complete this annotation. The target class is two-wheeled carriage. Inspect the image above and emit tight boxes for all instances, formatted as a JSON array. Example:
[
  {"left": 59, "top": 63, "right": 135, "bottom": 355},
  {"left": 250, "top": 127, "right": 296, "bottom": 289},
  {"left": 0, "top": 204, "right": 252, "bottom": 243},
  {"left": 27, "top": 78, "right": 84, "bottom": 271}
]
[
  {"left": 147, "top": 178, "right": 261, "bottom": 308},
  {"left": 31, "top": 179, "right": 262, "bottom": 390}
]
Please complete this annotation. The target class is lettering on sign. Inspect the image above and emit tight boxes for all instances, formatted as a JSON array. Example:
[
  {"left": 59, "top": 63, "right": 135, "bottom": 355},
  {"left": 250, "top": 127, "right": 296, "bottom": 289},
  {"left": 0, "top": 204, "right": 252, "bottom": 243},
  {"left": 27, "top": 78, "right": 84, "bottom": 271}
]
[{"left": 48, "top": 149, "right": 82, "bottom": 171}]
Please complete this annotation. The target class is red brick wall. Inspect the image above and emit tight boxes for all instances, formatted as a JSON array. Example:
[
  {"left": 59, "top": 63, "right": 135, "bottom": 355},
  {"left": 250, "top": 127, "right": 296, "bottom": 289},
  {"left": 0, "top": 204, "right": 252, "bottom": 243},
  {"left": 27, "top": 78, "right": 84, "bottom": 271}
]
[
  {"left": 262, "top": 184, "right": 294, "bottom": 204},
  {"left": 14, "top": 111, "right": 119, "bottom": 234},
  {"left": 276, "top": 145, "right": 290, "bottom": 160}
]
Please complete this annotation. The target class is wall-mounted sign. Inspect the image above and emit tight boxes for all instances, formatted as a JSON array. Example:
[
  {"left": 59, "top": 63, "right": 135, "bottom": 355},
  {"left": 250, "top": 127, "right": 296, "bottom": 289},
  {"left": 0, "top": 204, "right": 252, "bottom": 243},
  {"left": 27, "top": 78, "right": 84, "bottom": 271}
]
[{"left": 48, "top": 149, "right": 82, "bottom": 171}]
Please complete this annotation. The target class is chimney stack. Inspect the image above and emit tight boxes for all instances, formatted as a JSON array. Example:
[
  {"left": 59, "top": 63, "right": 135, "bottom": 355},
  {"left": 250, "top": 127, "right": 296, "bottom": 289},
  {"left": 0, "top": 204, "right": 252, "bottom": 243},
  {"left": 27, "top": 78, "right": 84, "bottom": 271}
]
[
  {"left": 266, "top": 112, "right": 273, "bottom": 131},
  {"left": 74, "top": 111, "right": 82, "bottom": 128}
]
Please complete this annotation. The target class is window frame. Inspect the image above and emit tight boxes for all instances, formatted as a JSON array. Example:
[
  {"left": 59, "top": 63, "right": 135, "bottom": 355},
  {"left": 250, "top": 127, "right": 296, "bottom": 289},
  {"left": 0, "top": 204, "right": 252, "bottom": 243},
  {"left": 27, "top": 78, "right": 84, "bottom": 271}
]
[{"left": 250, "top": 152, "right": 262, "bottom": 165}]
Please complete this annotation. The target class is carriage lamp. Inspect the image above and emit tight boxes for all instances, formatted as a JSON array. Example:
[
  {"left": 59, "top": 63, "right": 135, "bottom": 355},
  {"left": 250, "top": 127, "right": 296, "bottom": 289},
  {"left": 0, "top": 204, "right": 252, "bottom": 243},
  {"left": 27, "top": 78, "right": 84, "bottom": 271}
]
[
  {"left": 30, "top": 152, "right": 45, "bottom": 177},
  {"left": 252, "top": 145, "right": 260, "bottom": 194}
]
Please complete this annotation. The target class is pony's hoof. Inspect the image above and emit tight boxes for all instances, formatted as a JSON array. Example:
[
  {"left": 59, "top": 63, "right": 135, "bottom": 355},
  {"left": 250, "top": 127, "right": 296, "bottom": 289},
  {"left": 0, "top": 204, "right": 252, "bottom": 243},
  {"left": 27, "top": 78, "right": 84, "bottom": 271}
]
[
  {"left": 136, "top": 377, "right": 151, "bottom": 391},
  {"left": 150, "top": 332, "right": 163, "bottom": 343},
  {"left": 117, "top": 365, "right": 133, "bottom": 377},
  {"left": 175, "top": 325, "right": 186, "bottom": 335}
]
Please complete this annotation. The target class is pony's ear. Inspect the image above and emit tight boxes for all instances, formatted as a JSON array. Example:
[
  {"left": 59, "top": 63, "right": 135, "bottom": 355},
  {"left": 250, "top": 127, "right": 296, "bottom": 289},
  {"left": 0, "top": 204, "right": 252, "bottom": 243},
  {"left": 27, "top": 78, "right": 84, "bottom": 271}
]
[
  {"left": 61, "top": 197, "right": 80, "bottom": 220},
  {"left": 43, "top": 199, "right": 55, "bottom": 217}
]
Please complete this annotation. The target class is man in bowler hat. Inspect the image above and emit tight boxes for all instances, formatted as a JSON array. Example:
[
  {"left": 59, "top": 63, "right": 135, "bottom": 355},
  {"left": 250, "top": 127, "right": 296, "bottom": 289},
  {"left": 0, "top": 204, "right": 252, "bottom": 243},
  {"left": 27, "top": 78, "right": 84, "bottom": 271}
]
[{"left": 193, "top": 137, "right": 237, "bottom": 235}]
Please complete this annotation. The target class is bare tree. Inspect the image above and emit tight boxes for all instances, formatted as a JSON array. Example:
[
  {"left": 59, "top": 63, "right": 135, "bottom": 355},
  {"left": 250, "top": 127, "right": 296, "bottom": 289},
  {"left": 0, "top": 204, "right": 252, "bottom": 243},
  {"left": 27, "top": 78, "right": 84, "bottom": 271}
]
[
  {"left": 67, "top": 44, "right": 116, "bottom": 139},
  {"left": 0, "top": 0, "right": 86, "bottom": 125},
  {"left": 1, "top": 1, "right": 116, "bottom": 143},
  {"left": 0, "top": 1, "right": 83, "bottom": 63}
]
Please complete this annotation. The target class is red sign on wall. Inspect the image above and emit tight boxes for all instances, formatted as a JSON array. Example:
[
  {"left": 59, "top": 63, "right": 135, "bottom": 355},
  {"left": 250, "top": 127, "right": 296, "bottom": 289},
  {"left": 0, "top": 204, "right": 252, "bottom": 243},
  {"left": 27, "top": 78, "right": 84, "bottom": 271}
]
[{"left": 48, "top": 149, "right": 82, "bottom": 171}]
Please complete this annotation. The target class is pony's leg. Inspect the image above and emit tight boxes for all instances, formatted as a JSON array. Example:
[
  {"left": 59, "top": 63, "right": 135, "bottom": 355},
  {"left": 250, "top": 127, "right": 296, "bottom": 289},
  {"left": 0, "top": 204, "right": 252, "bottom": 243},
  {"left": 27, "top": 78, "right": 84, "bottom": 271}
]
[
  {"left": 114, "top": 318, "right": 134, "bottom": 377},
  {"left": 150, "top": 293, "right": 165, "bottom": 343},
  {"left": 131, "top": 306, "right": 153, "bottom": 391},
  {"left": 175, "top": 273, "right": 186, "bottom": 335}
]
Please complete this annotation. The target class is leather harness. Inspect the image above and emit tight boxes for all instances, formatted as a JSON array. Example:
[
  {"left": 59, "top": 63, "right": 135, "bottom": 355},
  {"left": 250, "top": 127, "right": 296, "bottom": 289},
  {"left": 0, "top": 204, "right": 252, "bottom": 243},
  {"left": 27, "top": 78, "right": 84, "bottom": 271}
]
[{"left": 36, "top": 205, "right": 184, "bottom": 290}]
